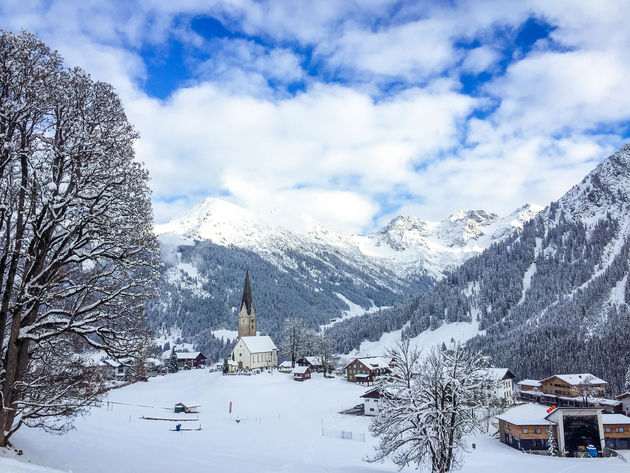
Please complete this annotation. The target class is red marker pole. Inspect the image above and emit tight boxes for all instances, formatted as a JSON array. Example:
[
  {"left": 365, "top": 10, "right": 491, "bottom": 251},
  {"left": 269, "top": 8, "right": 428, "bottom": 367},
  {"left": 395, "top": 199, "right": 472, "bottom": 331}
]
[{"left": 229, "top": 401, "right": 232, "bottom": 414}]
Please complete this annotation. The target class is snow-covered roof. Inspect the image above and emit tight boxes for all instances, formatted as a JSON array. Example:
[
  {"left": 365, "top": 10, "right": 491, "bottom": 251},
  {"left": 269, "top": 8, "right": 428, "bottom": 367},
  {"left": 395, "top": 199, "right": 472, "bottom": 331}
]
[
  {"left": 101, "top": 359, "right": 121, "bottom": 368},
  {"left": 485, "top": 368, "right": 515, "bottom": 381},
  {"left": 227, "top": 360, "right": 238, "bottom": 366},
  {"left": 279, "top": 361, "right": 293, "bottom": 368},
  {"left": 303, "top": 356, "right": 323, "bottom": 365},
  {"left": 517, "top": 379, "right": 541, "bottom": 387},
  {"left": 292, "top": 365, "right": 310, "bottom": 375},
  {"left": 145, "top": 357, "right": 163, "bottom": 366},
  {"left": 541, "top": 374, "right": 606, "bottom": 386},
  {"left": 602, "top": 413, "right": 630, "bottom": 425},
  {"left": 615, "top": 392, "right": 630, "bottom": 400},
  {"left": 239, "top": 336, "right": 277, "bottom": 353},
  {"left": 495, "top": 403, "right": 555, "bottom": 426},
  {"left": 162, "top": 351, "right": 204, "bottom": 360},
  {"left": 346, "top": 356, "right": 391, "bottom": 370},
  {"left": 361, "top": 388, "right": 381, "bottom": 399}
]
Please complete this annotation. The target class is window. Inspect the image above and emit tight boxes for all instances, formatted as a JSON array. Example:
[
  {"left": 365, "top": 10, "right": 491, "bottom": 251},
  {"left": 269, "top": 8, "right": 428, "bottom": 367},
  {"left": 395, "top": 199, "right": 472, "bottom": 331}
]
[
  {"left": 534, "top": 428, "right": 541, "bottom": 434},
  {"left": 605, "top": 428, "right": 611, "bottom": 433},
  {"left": 523, "top": 428, "right": 528, "bottom": 434},
  {"left": 616, "top": 427, "right": 624, "bottom": 433}
]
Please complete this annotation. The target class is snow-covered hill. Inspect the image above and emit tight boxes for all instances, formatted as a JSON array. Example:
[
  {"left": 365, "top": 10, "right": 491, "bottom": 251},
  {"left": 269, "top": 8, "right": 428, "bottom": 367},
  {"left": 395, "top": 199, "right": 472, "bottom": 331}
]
[{"left": 329, "top": 144, "right": 630, "bottom": 392}]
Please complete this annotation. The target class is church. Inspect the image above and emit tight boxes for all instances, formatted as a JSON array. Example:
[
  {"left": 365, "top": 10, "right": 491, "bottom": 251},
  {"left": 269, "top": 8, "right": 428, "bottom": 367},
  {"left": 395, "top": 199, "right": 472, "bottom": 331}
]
[{"left": 230, "top": 270, "right": 278, "bottom": 370}]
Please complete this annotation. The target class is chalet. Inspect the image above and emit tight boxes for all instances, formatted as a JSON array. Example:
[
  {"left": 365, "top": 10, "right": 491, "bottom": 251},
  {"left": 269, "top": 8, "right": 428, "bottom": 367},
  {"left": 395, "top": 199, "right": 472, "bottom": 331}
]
[
  {"left": 517, "top": 379, "right": 541, "bottom": 392},
  {"left": 602, "top": 413, "right": 630, "bottom": 450},
  {"left": 230, "top": 336, "right": 278, "bottom": 370},
  {"left": 496, "top": 403, "right": 555, "bottom": 452},
  {"left": 540, "top": 374, "right": 606, "bottom": 398},
  {"left": 485, "top": 368, "right": 516, "bottom": 405},
  {"left": 162, "top": 351, "right": 207, "bottom": 369},
  {"left": 226, "top": 359, "right": 238, "bottom": 374},
  {"left": 496, "top": 403, "right": 630, "bottom": 456},
  {"left": 297, "top": 356, "right": 324, "bottom": 373},
  {"left": 292, "top": 365, "right": 311, "bottom": 381},
  {"left": 361, "top": 387, "right": 382, "bottom": 416},
  {"left": 344, "top": 356, "right": 391, "bottom": 385},
  {"left": 616, "top": 392, "right": 630, "bottom": 416},
  {"left": 145, "top": 357, "right": 165, "bottom": 377}
]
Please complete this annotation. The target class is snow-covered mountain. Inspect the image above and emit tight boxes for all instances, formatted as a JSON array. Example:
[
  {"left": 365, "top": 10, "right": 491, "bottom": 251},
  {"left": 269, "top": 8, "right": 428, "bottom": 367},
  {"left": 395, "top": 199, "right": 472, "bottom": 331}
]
[
  {"left": 155, "top": 198, "right": 541, "bottom": 280},
  {"left": 329, "top": 144, "right": 630, "bottom": 392},
  {"left": 150, "top": 197, "right": 540, "bottom": 359}
]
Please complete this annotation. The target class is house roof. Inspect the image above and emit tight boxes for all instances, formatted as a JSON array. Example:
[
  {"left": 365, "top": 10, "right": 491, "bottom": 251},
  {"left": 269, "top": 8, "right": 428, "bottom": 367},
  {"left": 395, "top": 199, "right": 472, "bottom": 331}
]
[
  {"left": 101, "top": 359, "right": 121, "bottom": 368},
  {"left": 175, "top": 352, "right": 204, "bottom": 360},
  {"left": 240, "top": 270, "right": 254, "bottom": 315},
  {"left": 292, "top": 365, "right": 310, "bottom": 375},
  {"left": 616, "top": 392, "right": 630, "bottom": 400},
  {"left": 239, "top": 335, "right": 277, "bottom": 353},
  {"left": 361, "top": 388, "right": 382, "bottom": 399},
  {"left": 279, "top": 361, "right": 293, "bottom": 368},
  {"left": 485, "top": 368, "right": 516, "bottom": 381},
  {"left": 541, "top": 374, "right": 606, "bottom": 386},
  {"left": 345, "top": 356, "right": 391, "bottom": 370},
  {"left": 302, "top": 356, "right": 323, "bottom": 366},
  {"left": 517, "top": 379, "right": 541, "bottom": 387},
  {"left": 495, "top": 403, "right": 555, "bottom": 426},
  {"left": 602, "top": 413, "right": 630, "bottom": 425}
]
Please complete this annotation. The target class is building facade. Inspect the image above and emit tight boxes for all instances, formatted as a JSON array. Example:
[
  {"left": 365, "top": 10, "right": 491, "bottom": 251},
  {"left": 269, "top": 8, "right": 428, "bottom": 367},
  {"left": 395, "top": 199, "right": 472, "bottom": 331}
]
[
  {"left": 231, "top": 336, "right": 278, "bottom": 370},
  {"left": 344, "top": 357, "right": 391, "bottom": 384}
]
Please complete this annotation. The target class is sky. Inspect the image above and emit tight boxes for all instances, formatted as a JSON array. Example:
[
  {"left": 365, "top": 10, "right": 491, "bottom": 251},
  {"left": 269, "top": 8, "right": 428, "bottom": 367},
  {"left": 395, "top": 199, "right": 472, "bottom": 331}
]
[{"left": 1, "top": 0, "right": 630, "bottom": 234}]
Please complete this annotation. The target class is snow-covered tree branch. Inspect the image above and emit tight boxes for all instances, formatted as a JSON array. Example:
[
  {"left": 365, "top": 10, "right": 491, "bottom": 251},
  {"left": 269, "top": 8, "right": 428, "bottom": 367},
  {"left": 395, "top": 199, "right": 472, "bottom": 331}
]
[
  {"left": 369, "top": 340, "right": 493, "bottom": 473},
  {"left": 0, "top": 30, "right": 158, "bottom": 446}
]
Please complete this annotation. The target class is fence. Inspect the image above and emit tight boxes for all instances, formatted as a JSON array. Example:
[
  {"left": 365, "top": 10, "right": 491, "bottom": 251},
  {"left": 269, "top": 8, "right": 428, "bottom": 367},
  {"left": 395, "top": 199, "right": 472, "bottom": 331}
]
[{"left": 321, "top": 428, "right": 365, "bottom": 442}]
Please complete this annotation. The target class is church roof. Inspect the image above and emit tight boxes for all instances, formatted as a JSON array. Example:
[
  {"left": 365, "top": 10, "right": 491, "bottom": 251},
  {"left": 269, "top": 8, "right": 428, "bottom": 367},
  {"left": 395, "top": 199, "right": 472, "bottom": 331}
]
[
  {"left": 239, "top": 336, "right": 277, "bottom": 353},
  {"left": 240, "top": 270, "right": 254, "bottom": 315}
]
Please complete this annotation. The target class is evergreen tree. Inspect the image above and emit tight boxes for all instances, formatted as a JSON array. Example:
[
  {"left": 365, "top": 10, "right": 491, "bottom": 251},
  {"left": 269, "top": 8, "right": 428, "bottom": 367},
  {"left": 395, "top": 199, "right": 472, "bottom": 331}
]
[
  {"left": 168, "top": 348, "right": 179, "bottom": 373},
  {"left": 222, "top": 357, "right": 229, "bottom": 374}
]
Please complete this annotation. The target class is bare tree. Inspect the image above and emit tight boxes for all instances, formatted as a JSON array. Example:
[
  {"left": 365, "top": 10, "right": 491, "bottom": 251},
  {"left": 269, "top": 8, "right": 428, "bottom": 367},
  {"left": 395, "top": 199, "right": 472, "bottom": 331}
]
[
  {"left": 370, "top": 340, "right": 492, "bottom": 473},
  {"left": 0, "top": 31, "right": 158, "bottom": 446},
  {"left": 315, "top": 332, "right": 335, "bottom": 377},
  {"left": 280, "top": 317, "right": 306, "bottom": 367}
]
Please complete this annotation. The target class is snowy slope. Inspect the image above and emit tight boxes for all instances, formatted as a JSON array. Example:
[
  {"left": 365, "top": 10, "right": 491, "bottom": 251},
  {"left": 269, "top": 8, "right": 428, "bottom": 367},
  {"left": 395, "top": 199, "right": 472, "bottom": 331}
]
[{"left": 9, "top": 370, "right": 627, "bottom": 473}]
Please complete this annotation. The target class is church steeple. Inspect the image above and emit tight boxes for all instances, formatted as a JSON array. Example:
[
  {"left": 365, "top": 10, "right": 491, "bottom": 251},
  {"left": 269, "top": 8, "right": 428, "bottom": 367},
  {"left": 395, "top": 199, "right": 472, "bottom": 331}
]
[
  {"left": 237, "top": 270, "right": 256, "bottom": 337},
  {"left": 240, "top": 269, "right": 254, "bottom": 315}
]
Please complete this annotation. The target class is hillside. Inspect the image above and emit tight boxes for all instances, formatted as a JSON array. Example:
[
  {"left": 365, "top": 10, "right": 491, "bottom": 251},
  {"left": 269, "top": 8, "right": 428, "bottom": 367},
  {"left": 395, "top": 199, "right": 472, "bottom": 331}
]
[
  {"left": 329, "top": 145, "right": 630, "bottom": 393},
  {"left": 150, "top": 199, "right": 539, "bottom": 358}
]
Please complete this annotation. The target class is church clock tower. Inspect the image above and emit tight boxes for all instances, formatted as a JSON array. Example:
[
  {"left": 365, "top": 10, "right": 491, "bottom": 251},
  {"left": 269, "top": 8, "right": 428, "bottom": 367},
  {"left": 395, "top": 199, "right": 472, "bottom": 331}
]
[{"left": 237, "top": 270, "right": 257, "bottom": 337}]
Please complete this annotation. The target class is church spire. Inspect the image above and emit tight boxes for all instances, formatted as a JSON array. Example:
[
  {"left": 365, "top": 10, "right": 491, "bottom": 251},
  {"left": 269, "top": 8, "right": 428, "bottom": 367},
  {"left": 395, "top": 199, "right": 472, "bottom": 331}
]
[{"left": 240, "top": 269, "right": 254, "bottom": 315}]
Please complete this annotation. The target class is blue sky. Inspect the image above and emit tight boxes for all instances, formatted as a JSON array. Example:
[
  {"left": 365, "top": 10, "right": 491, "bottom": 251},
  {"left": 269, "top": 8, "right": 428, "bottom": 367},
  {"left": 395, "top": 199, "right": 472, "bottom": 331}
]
[{"left": 1, "top": 1, "right": 629, "bottom": 233}]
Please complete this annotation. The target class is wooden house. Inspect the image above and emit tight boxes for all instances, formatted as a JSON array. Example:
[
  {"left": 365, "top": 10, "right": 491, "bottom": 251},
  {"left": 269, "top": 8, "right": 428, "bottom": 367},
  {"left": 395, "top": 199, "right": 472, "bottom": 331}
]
[
  {"left": 292, "top": 365, "right": 311, "bottom": 381},
  {"left": 517, "top": 379, "right": 541, "bottom": 392},
  {"left": 296, "top": 356, "right": 324, "bottom": 373},
  {"left": 496, "top": 403, "right": 630, "bottom": 456},
  {"left": 278, "top": 361, "right": 293, "bottom": 373},
  {"left": 540, "top": 374, "right": 606, "bottom": 398},
  {"left": 344, "top": 357, "right": 391, "bottom": 385},
  {"left": 496, "top": 403, "right": 556, "bottom": 452},
  {"left": 602, "top": 413, "right": 630, "bottom": 450}
]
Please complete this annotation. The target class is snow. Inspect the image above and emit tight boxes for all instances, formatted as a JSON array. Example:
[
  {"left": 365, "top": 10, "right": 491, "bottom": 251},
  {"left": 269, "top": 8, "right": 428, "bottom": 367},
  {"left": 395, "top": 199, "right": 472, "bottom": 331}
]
[
  {"left": 517, "top": 262, "right": 537, "bottom": 305},
  {"left": 518, "top": 379, "right": 542, "bottom": 387},
  {"left": 351, "top": 320, "right": 483, "bottom": 357},
  {"left": 239, "top": 335, "right": 277, "bottom": 353},
  {"left": 609, "top": 274, "right": 628, "bottom": 305},
  {"left": 292, "top": 365, "right": 310, "bottom": 374},
  {"left": 320, "top": 293, "right": 383, "bottom": 331},
  {"left": 484, "top": 368, "right": 512, "bottom": 381},
  {"left": 8, "top": 370, "right": 627, "bottom": 473},
  {"left": 543, "top": 374, "right": 606, "bottom": 385},
  {"left": 211, "top": 329, "right": 240, "bottom": 341},
  {"left": 602, "top": 413, "right": 630, "bottom": 425},
  {"left": 495, "top": 403, "right": 554, "bottom": 426}
]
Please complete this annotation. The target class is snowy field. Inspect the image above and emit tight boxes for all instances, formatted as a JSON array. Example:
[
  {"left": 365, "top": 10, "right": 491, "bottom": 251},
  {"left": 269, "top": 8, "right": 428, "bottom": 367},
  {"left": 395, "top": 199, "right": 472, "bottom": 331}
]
[{"left": 2, "top": 370, "right": 627, "bottom": 473}]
